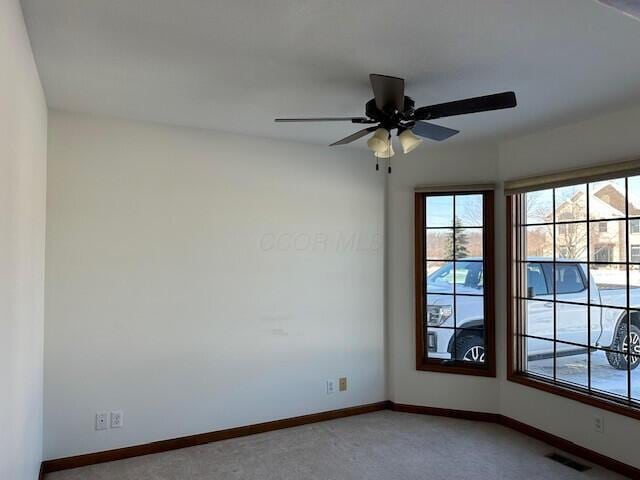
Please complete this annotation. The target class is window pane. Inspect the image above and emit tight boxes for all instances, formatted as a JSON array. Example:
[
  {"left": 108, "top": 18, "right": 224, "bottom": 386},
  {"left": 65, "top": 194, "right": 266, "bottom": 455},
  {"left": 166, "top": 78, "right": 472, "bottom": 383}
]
[
  {"left": 555, "top": 345, "right": 588, "bottom": 388},
  {"left": 426, "top": 229, "right": 453, "bottom": 260},
  {"left": 599, "top": 307, "right": 626, "bottom": 350},
  {"left": 628, "top": 175, "right": 640, "bottom": 216},
  {"left": 556, "top": 302, "right": 587, "bottom": 346},
  {"left": 524, "top": 336, "right": 554, "bottom": 379},
  {"left": 555, "top": 184, "right": 586, "bottom": 222},
  {"left": 555, "top": 222, "right": 587, "bottom": 261},
  {"left": 589, "top": 179, "right": 625, "bottom": 220},
  {"left": 455, "top": 295, "right": 484, "bottom": 328},
  {"left": 455, "top": 227, "right": 483, "bottom": 259},
  {"left": 591, "top": 349, "right": 629, "bottom": 400},
  {"left": 631, "top": 265, "right": 640, "bottom": 307},
  {"left": 425, "top": 327, "right": 454, "bottom": 360},
  {"left": 629, "top": 242, "right": 640, "bottom": 263},
  {"left": 426, "top": 263, "right": 454, "bottom": 293},
  {"left": 525, "top": 225, "right": 552, "bottom": 260},
  {"left": 455, "top": 194, "right": 483, "bottom": 227},
  {"left": 525, "top": 300, "right": 553, "bottom": 340},
  {"left": 426, "top": 294, "right": 455, "bottom": 326},
  {"left": 454, "top": 261, "right": 484, "bottom": 294},
  {"left": 525, "top": 189, "right": 553, "bottom": 225},
  {"left": 523, "top": 262, "right": 551, "bottom": 298},
  {"left": 591, "top": 264, "right": 627, "bottom": 307},
  {"left": 590, "top": 220, "right": 626, "bottom": 262},
  {"left": 554, "top": 263, "right": 588, "bottom": 303},
  {"left": 631, "top": 352, "right": 640, "bottom": 402},
  {"left": 455, "top": 329, "right": 485, "bottom": 363},
  {"left": 426, "top": 196, "right": 453, "bottom": 227}
]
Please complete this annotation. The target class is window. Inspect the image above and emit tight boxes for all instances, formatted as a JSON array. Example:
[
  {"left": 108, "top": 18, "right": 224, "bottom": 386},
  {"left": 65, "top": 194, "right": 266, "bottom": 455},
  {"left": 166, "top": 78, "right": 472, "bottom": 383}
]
[
  {"left": 593, "top": 245, "right": 613, "bottom": 262},
  {"left": 415, "top": 189, "right": 495, "bottom": 376},
  {"left": 508, "top": 175, "right": 640, "bottom": 418}
]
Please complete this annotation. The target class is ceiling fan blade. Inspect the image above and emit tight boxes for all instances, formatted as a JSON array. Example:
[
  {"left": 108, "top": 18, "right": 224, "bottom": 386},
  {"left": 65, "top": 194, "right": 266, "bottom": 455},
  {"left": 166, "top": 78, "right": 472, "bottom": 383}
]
[
  {"left": 274, "top": 117, "right": 371, "bottom": 123},
  {"left": 414, "top": 91, "right": 517, "bottom": 120},
  {"left": 330, "top": 126, "right": 378, "bottom": 146},
  {"left": 370, "top": 74, "right": 405, "bottom": 113},
  {"left": 411, "top": 121, "right": 459, "bottom": 141}
]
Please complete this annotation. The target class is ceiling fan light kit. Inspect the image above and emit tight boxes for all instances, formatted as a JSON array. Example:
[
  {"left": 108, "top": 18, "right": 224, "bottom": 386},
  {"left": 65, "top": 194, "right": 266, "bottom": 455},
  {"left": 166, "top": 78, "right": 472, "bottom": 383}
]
[
  {"left": 398, "top": 129, "right": 422, "bottom": 154},
  {"left": 374, "top": 143, "right": 395, "bottom": 159},
  {"left": 367, "top": 127, "right": 391, "bottom": 153},
  {"left": 275, "top": 73, "right": 517, "bottom": 170}
]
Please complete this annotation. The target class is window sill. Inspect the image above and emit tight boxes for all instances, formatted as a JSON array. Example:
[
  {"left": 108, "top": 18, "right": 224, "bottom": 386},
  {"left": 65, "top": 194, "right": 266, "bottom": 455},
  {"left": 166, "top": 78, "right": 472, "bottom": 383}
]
[
  {"left": 417, "top": 359, "right": 496, "bottom": 377},
  {"left": 508, "top": 372, "right": 640, "bottom": 421}
]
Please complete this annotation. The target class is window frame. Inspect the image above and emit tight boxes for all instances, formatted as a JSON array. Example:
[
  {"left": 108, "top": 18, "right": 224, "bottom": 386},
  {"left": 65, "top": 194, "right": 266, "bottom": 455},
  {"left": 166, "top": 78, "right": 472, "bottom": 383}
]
[
  {"left": 415, "top": 189, "right": 496, "bottom": 377},
  {"left": 507, "top": 192, "right": 640, "bottom": 421}
]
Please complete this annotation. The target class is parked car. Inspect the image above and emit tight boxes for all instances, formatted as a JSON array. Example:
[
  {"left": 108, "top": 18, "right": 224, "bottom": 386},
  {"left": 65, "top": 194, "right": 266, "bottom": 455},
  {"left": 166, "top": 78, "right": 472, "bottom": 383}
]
[{"left": 425, "top": 258, "right": 640, "bottom": 369}]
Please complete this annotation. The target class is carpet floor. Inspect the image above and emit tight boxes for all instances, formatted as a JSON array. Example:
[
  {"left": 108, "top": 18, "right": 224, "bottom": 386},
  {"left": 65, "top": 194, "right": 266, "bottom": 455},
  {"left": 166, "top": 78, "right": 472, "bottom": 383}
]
[{"left": 46, "top": 410, "right": 625, "bottom": 479}]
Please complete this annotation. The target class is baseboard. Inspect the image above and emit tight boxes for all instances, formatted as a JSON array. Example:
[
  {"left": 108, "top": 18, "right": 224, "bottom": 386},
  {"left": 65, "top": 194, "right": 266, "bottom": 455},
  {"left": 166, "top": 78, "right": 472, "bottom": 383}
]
[
  {"left": 38, "top": 462, "right": 45, "bottom": 480},
  {"left": 389, "top": 402, "right": 501, "bottom": 423},
  {"left": 41, "top": 400, "right": 639, "bottom": 479},
  {"left": 389, "top": 401, "right": 639, "bottom": 479},
  {"left": 41, "top": 401, "right": 390, "bottom": 474}
]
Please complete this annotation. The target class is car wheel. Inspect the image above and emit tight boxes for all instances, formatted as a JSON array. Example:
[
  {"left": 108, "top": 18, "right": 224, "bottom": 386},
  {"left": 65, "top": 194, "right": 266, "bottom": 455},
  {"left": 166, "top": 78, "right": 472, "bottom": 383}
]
[
  {"left": 606, "top": 323, "right": 640, "bottom": 371},
  {"left": 456, "top": 335, "right": 485, "bottom": 363}
]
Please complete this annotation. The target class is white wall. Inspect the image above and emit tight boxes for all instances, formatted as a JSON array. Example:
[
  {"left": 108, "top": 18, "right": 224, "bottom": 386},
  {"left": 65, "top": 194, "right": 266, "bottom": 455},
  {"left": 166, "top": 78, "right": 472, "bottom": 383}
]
[
  {"left": 42, "top": 83, "right": 640, "bottom": 468},
  {"left": 44, "top": 111, "right": 385, "bottom": 459},
  {"left": 0, "top": 1, "right": 48, "bottom": 479},
  {"left": 497, "top": 104, "right": 640, "bottom": 469},
  {"left": 386, "top": 142, "right": 500, "bottom": 413}
]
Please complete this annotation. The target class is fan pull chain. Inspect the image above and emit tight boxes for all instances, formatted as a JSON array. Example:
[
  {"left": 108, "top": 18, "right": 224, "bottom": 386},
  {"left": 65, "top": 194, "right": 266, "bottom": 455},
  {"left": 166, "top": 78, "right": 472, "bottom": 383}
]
[{"left": 387, "top": 134, "right": 392, "bottom": 174}]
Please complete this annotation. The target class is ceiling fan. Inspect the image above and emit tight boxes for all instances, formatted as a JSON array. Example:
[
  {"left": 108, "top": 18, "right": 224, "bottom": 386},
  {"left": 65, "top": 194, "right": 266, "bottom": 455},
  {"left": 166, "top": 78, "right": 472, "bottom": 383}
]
[{"left": 275, "top": 74, "right": 517, "bottom": 165}]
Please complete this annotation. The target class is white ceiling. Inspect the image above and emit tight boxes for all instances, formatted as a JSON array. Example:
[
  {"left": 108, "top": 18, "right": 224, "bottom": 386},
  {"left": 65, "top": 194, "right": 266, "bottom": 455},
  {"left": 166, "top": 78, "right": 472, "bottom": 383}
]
[{"left": 20, "top": 0, "right": 640, "bottom": 148}]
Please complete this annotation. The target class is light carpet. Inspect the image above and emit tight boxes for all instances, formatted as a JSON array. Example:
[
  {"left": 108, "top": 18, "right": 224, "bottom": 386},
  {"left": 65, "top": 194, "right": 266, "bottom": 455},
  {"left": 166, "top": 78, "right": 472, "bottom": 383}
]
[{"left": 46, "top": 410, "right": 625, "bottom": 479}]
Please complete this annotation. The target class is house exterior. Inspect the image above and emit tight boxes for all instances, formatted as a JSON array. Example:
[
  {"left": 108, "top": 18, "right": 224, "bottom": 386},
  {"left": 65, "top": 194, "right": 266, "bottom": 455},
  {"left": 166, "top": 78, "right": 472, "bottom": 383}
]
[{"left": 526, "top": 181, "right": 640, "bottom": 264}]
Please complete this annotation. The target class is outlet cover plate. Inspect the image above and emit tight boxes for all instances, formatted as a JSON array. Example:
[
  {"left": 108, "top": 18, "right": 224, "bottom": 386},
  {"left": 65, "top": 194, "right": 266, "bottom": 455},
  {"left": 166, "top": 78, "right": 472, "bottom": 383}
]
[
  {"left": 110, "top": 410, "right": 124, "bottom": 428},
  {"left": 327, "top": 379, "right": 336, "bottom": 394},
  {"left": 594, "top": 415, "right": 604, "bottom": 433}
]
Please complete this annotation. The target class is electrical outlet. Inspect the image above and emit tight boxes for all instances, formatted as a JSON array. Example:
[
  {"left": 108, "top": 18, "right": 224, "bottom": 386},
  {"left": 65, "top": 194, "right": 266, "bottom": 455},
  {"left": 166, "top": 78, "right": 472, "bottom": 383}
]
[
  {"left": 326, "top": 379, "right": 336, "bottom": 394},
  {"left": 95, "top": 412, "right": 108, "bottom": 431},
  {"left": 110, "top": 410, "right": 124, "bottom": 428},
  {"left": 339, "top": 377, "right": 347, "bottom": 392},
  {"left": 594, "top": 415, "right": 604, "bottom": 433}
]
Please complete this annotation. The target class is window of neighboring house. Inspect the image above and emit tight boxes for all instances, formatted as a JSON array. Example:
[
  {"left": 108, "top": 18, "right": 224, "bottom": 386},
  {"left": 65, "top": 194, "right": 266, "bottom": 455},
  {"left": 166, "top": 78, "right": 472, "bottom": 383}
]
[
  {"left": 594, "top": 245, "right": 613, "bottom": 263},
  {"left": 507, "top": 173, "right": 640, "bottom": 419},
  {"left": 415, "top": 189, "right": 495, "bottom": 376}
]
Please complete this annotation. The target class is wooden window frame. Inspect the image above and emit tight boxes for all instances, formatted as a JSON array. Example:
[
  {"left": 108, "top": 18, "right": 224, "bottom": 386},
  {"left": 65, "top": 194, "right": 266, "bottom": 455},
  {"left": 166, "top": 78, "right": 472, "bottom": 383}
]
[
  {"left": 414, "top": 189, "right": 496, "bottom": 377},
  {"left": 506, "top": 194, "right": 640, "bottom": 421}
]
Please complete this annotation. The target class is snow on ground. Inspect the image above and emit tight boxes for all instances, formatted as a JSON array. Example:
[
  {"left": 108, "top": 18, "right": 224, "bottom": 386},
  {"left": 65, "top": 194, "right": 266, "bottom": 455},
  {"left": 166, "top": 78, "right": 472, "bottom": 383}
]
[{"left": 528, "top": 350, "right": 640, "bottom": 400}]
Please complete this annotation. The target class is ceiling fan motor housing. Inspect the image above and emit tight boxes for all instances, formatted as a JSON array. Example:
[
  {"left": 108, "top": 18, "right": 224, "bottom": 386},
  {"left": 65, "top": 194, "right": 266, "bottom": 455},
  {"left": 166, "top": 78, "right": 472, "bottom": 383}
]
[{"left": 365, "top": 96, "right": 415, "bottom": 131}]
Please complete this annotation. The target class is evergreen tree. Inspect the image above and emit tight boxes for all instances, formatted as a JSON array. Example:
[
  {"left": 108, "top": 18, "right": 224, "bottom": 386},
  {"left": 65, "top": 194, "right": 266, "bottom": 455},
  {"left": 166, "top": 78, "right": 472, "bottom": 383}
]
[{"left": 445, "top": 216, "right": 470, "bottom": 258}]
